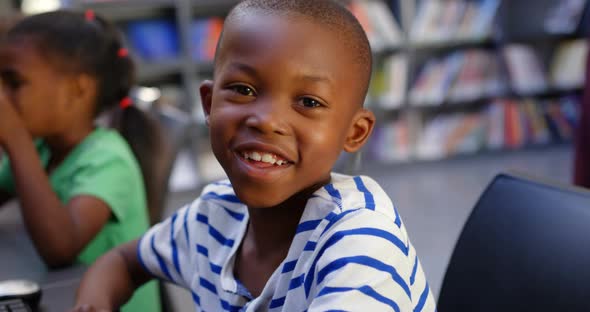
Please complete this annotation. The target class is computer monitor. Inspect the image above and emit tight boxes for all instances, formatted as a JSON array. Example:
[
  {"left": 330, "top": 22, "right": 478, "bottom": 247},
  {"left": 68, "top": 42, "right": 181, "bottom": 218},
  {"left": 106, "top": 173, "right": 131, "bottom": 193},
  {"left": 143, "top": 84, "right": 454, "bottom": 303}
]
[{"left": 438, "top": 172, "right": 590, "bottom": 312}]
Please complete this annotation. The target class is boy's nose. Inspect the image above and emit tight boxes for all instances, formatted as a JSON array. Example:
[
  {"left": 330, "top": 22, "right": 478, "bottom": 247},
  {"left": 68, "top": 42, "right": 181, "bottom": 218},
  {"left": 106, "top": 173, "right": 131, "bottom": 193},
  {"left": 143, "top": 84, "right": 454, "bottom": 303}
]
[{"left": 244, "top": 98, "right": 289, "bottom": 136}]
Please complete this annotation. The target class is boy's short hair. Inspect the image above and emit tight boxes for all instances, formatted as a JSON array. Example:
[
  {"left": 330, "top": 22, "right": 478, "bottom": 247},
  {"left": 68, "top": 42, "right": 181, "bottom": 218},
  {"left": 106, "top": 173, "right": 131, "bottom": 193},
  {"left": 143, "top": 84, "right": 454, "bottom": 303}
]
[{"left": 216, "top": 0, "right": 373, "bottom": 103}]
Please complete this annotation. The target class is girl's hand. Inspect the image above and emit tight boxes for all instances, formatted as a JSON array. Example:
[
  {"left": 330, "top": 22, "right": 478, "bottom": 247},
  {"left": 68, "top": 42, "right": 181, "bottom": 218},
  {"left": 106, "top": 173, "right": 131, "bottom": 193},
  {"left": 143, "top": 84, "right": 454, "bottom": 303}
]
[
  {"left": 68, "top": 304, "right": 112, "bottom": 312},
  {"left": 0, "top": 87, "right": 27, "bottom": 147}
]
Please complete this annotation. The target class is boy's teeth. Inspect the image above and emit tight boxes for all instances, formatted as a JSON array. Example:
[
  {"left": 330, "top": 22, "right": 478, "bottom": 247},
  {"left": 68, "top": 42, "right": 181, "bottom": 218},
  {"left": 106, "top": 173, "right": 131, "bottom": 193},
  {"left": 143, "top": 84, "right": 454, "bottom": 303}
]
[
  {"left": 261, "top": 153, "right": 275, "bottom": 164},
  {"left": 242, "top": 151, "right": 288, "bottom": 165},
  {"left": 251, "top": 151, "right": 262, "bottom": 161}
]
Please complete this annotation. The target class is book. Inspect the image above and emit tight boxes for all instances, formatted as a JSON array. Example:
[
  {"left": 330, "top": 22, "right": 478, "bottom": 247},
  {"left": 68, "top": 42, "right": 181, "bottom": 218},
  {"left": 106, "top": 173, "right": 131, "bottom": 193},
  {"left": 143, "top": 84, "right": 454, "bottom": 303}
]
[
  {"left": 544, "top": 0, "right": 587, "bottom": 34},
  {"left": 437, "top": 0, "right": 467, "bottom": 41},
  {"left": 449, "top": 49, "right": 506, "bottom": 102},
  {"left": 379, "top": 54, "right": 408, "bottom": 109},
  {"left": 550, "top": 39, "right": 588, "bottom": 89},
  {"left": 503, "top": 44, "right": 548, "bottom": 94},
  {"left": 444, "top": 113, "right": 484, "bottom": 155},
  {"left": 486, "top": 100, "right": 505, "bottom": 149},
  {"left": 410, "top": 0, "right": 444, "bottom": 43},
  {"left": 365, "top": 0, "right": 403, "bottom": 49},
  {"left": 190, "top": 17, "right": 224, "bottom": 61},
  {"left": 126, "top": 19, "right": 181, "bottom": 62},
  {"left": 348, "top": 0, "right": 402, "bottom": 51},
  {"left": 522, "top": 99, "right": 550, "bottom": 144},
  {"left": 370, "top": 118, "right": 411, "bottom": 162},
  {"left": 469, "top": 0, "right": 501, "bottom": 39},
  {"left": 410, "top": 52, "right": 464, "bottom": 106}
]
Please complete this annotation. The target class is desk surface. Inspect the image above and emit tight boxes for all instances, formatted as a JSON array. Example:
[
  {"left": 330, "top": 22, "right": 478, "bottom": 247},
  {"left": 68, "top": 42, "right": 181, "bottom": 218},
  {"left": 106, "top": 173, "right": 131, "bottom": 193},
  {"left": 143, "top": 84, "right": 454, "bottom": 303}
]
[{"left": 0, "top": 201, "right": 85, "bottom": 311}]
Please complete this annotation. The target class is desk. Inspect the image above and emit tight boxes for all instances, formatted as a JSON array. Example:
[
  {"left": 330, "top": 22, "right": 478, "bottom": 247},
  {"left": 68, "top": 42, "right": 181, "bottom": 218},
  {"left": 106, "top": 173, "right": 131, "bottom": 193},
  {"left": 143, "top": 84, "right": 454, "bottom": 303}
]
[{"left": 0, "top": 201, "right": 86, "bottom": 311}]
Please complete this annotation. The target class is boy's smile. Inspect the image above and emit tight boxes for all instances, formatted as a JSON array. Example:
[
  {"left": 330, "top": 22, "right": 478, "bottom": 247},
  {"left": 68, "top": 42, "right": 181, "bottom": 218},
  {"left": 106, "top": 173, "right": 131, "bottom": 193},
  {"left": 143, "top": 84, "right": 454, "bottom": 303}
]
[{"left": 200, "top": 11, "right": 374, "bottom": 209}]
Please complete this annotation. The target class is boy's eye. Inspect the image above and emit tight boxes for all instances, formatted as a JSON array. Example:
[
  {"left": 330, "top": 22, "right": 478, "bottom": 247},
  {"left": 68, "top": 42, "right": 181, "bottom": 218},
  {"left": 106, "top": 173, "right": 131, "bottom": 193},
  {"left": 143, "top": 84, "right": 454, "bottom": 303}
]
[
  {"left": 300, "top": 97, "right": 322, "bottom": 108},
  {"left": 230, "top": 84, "right": 256, "bottom": 97}
]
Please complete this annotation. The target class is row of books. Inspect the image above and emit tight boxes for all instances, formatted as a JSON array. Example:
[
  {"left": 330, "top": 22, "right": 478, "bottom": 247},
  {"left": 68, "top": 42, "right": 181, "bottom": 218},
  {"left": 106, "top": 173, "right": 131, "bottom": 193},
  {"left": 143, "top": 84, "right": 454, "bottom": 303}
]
[
  {"left": 348, "top": 0, "right": 500, "bottom": 48},
  {"left": 410, "top": 0, "right": 500, "bottom": 44},
  {"left": 368, "top": 39, "right": 588, "bottom": 109},
  {"left": 125, "top": 17, "right": 223, "bottom": 62},
  {"left": 409, "top": 49, "right": 506, "bottom": 106},
  {"left": 369, "top": 96, "right": 579, "bottom": 162},
  {"left": 348, "top": 0, "right": 403, "bottom": 51},
  {"left": 505, "top": 40, "right": 588, "bottom": 93}
]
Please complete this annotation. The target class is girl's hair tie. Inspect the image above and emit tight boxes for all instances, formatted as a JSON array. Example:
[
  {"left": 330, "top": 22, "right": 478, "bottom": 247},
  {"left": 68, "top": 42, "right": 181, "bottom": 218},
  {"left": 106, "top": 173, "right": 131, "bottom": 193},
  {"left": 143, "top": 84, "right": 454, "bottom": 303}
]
[
  {"left": 85, "top": 10, "right": 95, "bottom": 21},
  {"left": 119, "top": 97, "right": 133, "bottom": 109},
  {"left": 117, "top": 48, "right": 129, "bottom": 58}
]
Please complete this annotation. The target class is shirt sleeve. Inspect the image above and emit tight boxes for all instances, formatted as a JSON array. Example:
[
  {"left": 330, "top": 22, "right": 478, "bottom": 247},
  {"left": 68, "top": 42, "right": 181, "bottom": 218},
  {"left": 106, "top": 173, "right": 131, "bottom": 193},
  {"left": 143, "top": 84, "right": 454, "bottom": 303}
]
[
  {"left": 137, "top": 203, "right": 195, "bottom": 288},
  {"left": 307, "top": 209, "right": 436, "bottom": 312},
  {"left": 0, "top": 153, "right": 15, "bottom": 193},
  {"left": 66, "top": 152, "right": 141, "bottom": 222}
]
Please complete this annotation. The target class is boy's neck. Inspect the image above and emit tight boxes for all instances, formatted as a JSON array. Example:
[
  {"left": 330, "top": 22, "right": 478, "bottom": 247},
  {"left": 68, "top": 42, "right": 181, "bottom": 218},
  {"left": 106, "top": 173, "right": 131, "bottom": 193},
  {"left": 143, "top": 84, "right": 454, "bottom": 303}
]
[
  {"left": 244, "top": 195, "right": 307, "bottom": 257},
  {"left": 243, "top": 179, "right": 328, "bottom": 257}
]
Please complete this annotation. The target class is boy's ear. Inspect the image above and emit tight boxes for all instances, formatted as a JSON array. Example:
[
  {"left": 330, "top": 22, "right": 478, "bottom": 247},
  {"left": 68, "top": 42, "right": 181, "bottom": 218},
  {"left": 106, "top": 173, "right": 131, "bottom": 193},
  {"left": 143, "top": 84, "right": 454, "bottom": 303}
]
[
  {"left": 199, "top": 80, "right": 214, "bottom": 125},
  {"left": 343, "top": 108, "right": 375, "bottom": 153}
]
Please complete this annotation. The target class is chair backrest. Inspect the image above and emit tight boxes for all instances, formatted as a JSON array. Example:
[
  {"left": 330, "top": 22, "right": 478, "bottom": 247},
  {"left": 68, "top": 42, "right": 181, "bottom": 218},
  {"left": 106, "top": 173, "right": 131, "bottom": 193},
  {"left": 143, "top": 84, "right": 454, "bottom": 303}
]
[
  {"left": 149, "top": 105, "right": 195, "bottom": 225},
  {"left": 438, "top": 172, "right": 590, "bottom": 312}
]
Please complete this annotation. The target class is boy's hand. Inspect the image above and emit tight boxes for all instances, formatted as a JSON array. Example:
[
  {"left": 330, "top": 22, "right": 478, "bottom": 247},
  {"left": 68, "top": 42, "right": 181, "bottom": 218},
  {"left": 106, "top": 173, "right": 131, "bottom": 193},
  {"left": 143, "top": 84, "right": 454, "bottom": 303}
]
[{"left": 0, "top": 87, "right": 27, "bottom": 147}]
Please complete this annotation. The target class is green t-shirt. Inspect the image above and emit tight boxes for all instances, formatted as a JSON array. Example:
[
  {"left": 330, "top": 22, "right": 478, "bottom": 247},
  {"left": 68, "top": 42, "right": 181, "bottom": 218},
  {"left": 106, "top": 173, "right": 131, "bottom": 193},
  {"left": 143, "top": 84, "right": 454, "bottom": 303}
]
[{"left": 0, "top": 127, "right": 160, "bottom": 312}]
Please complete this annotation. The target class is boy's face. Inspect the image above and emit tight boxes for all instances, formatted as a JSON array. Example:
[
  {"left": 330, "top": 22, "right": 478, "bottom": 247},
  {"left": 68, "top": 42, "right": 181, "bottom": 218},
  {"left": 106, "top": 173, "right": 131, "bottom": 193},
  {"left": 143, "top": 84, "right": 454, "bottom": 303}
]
[{"left": 201, "top": 12, "right": 374, "bottom": 208}]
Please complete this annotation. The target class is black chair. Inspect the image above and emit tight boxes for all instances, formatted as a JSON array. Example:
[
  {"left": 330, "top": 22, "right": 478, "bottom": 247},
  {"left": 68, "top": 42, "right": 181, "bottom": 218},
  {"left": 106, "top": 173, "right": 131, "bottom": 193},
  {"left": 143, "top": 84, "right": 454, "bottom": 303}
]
[
  {"left": 150, "top": 105, "right": 199, "bottom": 312},
  {"left": 149, "top": 105, "right": 201, "bottom": 223},
  {"left": 438, "top": 172, "right": 590, "bottom": 312}
]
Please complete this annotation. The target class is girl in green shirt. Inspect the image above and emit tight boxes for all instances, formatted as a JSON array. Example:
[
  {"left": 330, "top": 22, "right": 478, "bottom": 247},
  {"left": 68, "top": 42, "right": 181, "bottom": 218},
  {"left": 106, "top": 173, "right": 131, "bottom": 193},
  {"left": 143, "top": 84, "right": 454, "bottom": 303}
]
[{"left": 0, "top": 11, "right": 162, "bottom": 312}]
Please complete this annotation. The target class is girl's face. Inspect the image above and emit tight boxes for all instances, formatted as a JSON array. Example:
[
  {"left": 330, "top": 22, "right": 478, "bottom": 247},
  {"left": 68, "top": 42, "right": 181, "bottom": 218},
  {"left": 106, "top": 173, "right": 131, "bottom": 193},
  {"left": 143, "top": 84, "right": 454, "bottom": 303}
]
[{"left": 0, "top": 37, "right": 75, "bottom": 137}]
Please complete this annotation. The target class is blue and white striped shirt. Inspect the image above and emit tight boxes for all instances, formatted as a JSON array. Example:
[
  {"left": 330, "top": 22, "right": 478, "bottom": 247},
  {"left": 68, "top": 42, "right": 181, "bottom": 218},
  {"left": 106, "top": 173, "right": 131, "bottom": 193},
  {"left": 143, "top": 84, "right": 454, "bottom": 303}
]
[{"left": 138, "top": 173, "right": 436, "bottom": 311}]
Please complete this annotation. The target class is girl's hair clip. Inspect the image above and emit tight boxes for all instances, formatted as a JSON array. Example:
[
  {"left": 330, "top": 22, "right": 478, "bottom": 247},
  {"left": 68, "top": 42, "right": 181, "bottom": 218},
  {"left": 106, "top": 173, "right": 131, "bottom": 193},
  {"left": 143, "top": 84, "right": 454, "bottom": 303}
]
[
  {"left": 85, "top": 10, "right": 95, "bottom": 21},
  {"left": 119, "top": 97, "right": 133, "bottom": 109},
  {"left": 117, "top": 48, "right": 129, "bottom": 58}
]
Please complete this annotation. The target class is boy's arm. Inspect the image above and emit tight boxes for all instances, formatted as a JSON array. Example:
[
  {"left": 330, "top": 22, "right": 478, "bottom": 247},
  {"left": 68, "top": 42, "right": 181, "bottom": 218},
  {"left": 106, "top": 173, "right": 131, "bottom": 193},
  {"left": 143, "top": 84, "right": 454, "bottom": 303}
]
[
  {"left": 72, "top": 201, "right": 195, "bottom": 311},
  {"left": 72, "top": 239, "right": 152, "bottom": 311}
]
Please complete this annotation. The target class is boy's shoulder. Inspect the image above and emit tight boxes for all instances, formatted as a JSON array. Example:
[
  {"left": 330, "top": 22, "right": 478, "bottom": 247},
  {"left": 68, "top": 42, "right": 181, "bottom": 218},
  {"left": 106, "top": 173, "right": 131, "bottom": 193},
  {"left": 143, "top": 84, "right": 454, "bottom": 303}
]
[
  {"left": 194, "top": 174, "right": 400, "bottom": 228},
  {"left": 198, "top": 180, "right": 241, "bottom": 205},
  {"left": 312, "top": 173, "right": 397, "bottom": 220},
  {"left": 193, "top": 179, "right": 245, "bottom": 214}
]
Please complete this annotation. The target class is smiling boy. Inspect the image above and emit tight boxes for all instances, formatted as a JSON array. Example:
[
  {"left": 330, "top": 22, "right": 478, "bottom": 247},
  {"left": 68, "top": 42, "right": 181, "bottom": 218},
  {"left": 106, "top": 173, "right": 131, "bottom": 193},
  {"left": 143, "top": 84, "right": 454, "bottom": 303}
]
[{"left": 72, "top": 1, "right": 436, "bottom": 311}]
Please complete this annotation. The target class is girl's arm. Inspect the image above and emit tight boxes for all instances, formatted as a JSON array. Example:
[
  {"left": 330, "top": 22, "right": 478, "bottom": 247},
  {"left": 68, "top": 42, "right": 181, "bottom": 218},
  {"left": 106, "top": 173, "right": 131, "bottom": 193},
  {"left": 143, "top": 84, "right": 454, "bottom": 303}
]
[
  {"left": 71, "top": 240, "right": 151, "bottom": 311},
  {"left": 2, "top": 130, "right": 112, "bottom": 267},
  {"left": 0, "top": 93, "right": 111, "bottom": 268}
]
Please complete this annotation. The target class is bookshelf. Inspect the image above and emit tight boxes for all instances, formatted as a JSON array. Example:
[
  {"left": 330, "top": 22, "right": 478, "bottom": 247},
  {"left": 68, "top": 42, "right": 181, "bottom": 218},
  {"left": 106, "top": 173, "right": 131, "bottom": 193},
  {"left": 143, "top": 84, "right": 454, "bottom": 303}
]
[
  {"left": 11, "top": 0, "right": 589, "bottom": 177},
  {"left": 357, "top": 0, "right": 589, "bottom": 165}
]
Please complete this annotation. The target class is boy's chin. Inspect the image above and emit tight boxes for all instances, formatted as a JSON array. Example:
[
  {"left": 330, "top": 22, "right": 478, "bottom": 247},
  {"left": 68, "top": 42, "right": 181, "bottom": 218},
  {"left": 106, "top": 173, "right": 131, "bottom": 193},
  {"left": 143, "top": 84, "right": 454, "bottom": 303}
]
[{"left": 235, "top": 191, "right": 289, "bottom": 209}]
